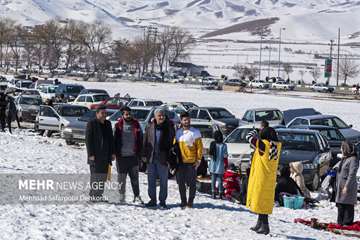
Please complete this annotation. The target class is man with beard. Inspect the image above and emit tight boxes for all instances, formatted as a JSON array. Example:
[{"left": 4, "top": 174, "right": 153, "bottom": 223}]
[
  {"left": 143, "top": 108, "right": 175, "bottom": 209},
  {"left": 176, "top": 111, "right": 203, "bottom": 209},
  {"left": 114, "top": 106, "right": 144, "bottom": 204},
  {"left": 85, "top": 105, "right": 115, "bottom": 202}
]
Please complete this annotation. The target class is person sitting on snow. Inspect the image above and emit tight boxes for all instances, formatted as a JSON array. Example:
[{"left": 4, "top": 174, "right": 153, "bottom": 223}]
[{"left": 275, "top": 165, "right": 302, "bottom": 206}]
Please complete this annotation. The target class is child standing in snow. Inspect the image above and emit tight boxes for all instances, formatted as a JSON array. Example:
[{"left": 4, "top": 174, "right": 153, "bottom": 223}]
[{"left": 209, "top": 130, "right": 228, "bottom": 199}]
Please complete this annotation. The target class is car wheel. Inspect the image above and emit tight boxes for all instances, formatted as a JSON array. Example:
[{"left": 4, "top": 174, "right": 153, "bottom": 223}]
[
  {"left": 65, "top": 140, "right": 75, "bottom": 145},
  {"left": 309, "top": 172, "right": 320, "bottom": 191}
]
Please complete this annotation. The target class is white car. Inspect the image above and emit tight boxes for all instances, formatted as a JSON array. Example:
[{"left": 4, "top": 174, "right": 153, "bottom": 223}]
[
  {"left": 240, "top": 108, "right": 283, "bottom": 127},
  {"left": 71, "top": 93, "right": 109, "bottom": 109},
  {"left": 127, "top": 98, "right": 163, "bottom": 107},
  {"left": 271, "top": 81, "right": 295, "bottom": 90},
  {"left": 311, "top": 83, "right": 335, "bottom": 93},
  {"left": 248, "top": 80, "right": 270, "bottom": 89},
  {"left": 37, "top": 84, "right": 58, "bottom": 101},
  {"left": 224, "top": 125, "right": 255, "bottom": 173}
]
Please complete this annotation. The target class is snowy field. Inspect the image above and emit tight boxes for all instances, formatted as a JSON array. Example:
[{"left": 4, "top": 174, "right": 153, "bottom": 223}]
[{"left": 0, "top": 80, "right": 359, "bottom": 240}]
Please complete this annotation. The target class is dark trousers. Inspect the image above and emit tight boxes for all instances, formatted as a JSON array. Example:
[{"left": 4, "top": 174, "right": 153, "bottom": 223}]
[
  {"left": 0, "top": 109, "right": 5, "bottom": 131},
  {"left": 147, "top": 161, "right": 168, "bottom": 204},
  {"left": 6, "top": 115, "right": 20, "bottom": 133},
  {"left": 337, "top": 203, "right": 355, "bottom": 226},
  {"left": 258, "top": 214, "right": 269, "bottom": 224},
  {"left": 176, "top": 164, "right": 197, "bottom": 205},
  {"left": 89, "top": 164, "right": 108, "bottom": 199},
  {"left": 116, "top": 157, "right": 140, "bottom": 197}
]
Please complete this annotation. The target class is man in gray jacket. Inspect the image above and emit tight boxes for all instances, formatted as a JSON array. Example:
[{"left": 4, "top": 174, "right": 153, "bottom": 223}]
[{"left": 336, "top": 141, "right": 359, "bottom": 226}]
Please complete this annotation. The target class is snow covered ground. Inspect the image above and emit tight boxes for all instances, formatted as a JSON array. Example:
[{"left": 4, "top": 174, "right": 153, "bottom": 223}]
[{"left": 0, "top": 80, "right": 359, "bottom": 239}]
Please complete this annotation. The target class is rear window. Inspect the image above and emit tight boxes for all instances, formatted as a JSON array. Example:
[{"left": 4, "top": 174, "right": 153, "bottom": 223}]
[
  {"left": 278, "top": 132, "right": 318, "bottom": 151},
  {"left": 60, "top": 106, "right": 89, "bottom": 117},
  {"left": 255, "top": 110, "right": 282, "bottom": 121},
  {"left": 146, "top": 101, "right": 163, "bottom": 107},
  {"left": 19, "top": 97, "right": 42, "bottom": 105},
  {"left": 225, "top": 128, "right": 252, "bottom": 144},
  {"left": 93, "top": 95, "right": 108, "bottom": 102},
  {"left": 65, "top": 85, "right": 83, "bottom": 93},
  {"left": 319, "top": 129, "right": 344, "bottom": 141}
]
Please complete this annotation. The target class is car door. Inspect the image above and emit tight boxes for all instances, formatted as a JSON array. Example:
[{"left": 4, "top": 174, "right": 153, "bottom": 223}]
[
  {"left": 85, "top": 96, "right": 93, "bottom": 108},
  {"left": 189, "top": 109, "right": 199, "bottom": 119},
  {"left": 38, "top": 105, "right": 60, "bottom": 131},
  {"left": 198, "top": 110, "right": 211, "bottom": 121}
]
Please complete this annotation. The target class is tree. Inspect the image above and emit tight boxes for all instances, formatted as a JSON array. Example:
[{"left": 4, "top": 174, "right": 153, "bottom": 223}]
[
  {"left": 310, "top": 67, "right": 320, "bottom": 82},
  {"left": 168, "top": 27, "right": 194, "bottom": 64},
  {"left": 155, "top": 27, "right": 175, "bottom": 76},
  {"left": 283, "top": 63, "right": 293, "bottom": 79},
  {"left": 234, "top": 64, "right": 259, "bottom": 81},
  {"left": 339, "top": 55, "right": 359, "bottom": 86}
]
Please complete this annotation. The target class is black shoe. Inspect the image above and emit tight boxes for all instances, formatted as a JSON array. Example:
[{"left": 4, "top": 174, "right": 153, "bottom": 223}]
[
  {"left": 145, "top": 201, "right": 157, "bottom": 208},
  {"left": 219, "top": 193, "right": 224, "bottom": 200},
  {"left": 250, "top": 219, "right": 261, "bottom": 232},
  {"left": 187, "top": 202, "right": 193, "bottom": 208},
  {"left": 159, "top": 202, "right": 168, "bottom": 209},
  {"left": 212, "top": 193, "right": 216, "bottom": 199},
  {"left": 256, "top": 224, "right": 270, "bottom": 235},
  {"left": 133, "top": 196, "right": 144, "bottom": 205},
  {"left": 180, "top": 202, "right": 187, "bottom": 209}
]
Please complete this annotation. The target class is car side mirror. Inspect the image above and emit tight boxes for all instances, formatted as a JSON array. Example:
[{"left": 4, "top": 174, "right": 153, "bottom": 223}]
[{"left": 349, "top": 124, "right": 353, "bottom": 128}]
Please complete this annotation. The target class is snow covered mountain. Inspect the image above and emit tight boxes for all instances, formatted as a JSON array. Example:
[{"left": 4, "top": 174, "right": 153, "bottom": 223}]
[{"left": 1, "top": 0, "right": 360, "bottom": 42}]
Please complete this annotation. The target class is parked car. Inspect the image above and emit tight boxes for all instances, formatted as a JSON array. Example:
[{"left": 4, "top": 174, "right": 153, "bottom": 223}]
[
  {"left": 287, "top": 114, "right": 360, "bottom": 143},
  {"left": 61, "top": 109, "right": 116, "bottom": 145},
  {"left": 127, "top": 99, "right": 163, "bottom": 108},
  {"left": 276, "top": 128, "right": 332, "bottom": 190},
  {"left": 141, "top": 73, "right": 162, "bottom": 82},
  {"left": 37, "top": 84, "right": 58, "bottom": 101},
  {"left": 224, "top": 79, "right": 247, "bottom": 87},
  {"left": 35, "top": 104, "right": 89, "bottom": 134},
  {"left": 178, "top": 102, "right": 198, "bottom": 110},
  {"left": 79, "top": 88, "right": 110, "bottom": 97},
  {"left": 311, "top": 83, "right": 335, "bottom": 93},
  {"left": 224, "top": 125, "right": 256, "bottom": 173},
  {"left": 108, "top": 106, "right": 180, "bottom": 133},
  {"left": 189, "top": 107, "right": 239, "bottom": 135},
  {"left": 71, "top": 93, "right": 109, "bottom": 109},
  {"left": 191, "top": 121, "right": 220, "bottom": 163},
  {"left": 271, "top": 81, "right": 295, "bottom": 90},
  {"left": 248, "top": 80, "right": 270, "bottom": 89},
  {"left": 294, "top": 125, "right": 345, "bottom": 167},
  {"left": 90, "top": 97, "right": 129, "bottom": 110},
  {"left": 14, "top": 80, "right": 33, "bottom": 90},
  {"left": 15, "top": 95, "right": 42, "bottom": 122},
  {"left": 281, "top": 108, "right": 321, "bottom": 126},
  {"left": 55, "top": 84, "right": 85, "bottom": 102},
  {"left": 201, "top": 81, "right": 222, "bottom": 90},
  {"left": 19, "top": 89, "right": 42, "bottom": 98},
  {"left": 240, "top": 108, "right": 283, "bottom": 126}
]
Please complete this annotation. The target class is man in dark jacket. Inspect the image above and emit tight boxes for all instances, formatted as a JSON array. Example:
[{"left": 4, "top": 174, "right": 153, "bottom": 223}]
[
  {"left": 0, "top": 91, "right": 7, "bottom": 132},
  {"left": 85, "top": 105, "right": 115, "bottom": 202},
  {"left": 5, "top": 94, "right": 20, "bottom": 133},
  {"left": 114, "top": 106, "right": 143, "bottom": 204},
  {"left": 143, "top": 108, "right": 175, "bottom": 209}
]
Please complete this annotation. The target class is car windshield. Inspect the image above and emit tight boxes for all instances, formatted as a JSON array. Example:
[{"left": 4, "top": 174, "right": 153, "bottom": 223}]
[
  {"left": 20, "top": 82, "right": 32, "bottom": 88},
  {"left": 59, "top": 106, "right": 89, "bottom": 117},
  {"left": 278, "top": 132, "right": 318, "bottom": 151},
  {"left": 310, "top": 117, "right": 349, "bottom": 129},
  {"left": 93, "top": 95, "right": 109, "bottom": 102},
  {"left": 255, "top": 110, "right": 282, "bottom": 121},
  {"left": 225, "top": 128, "right": 252, "bottom": 143},
  {"left": 66, "top": 85, "right": 83, "bottom": 93},
  {"left": 20, "top": 97, "right": 42, "bottom": 105},
  {"left": 193, "top": 125, "right": 214, "bottom": 138},
  {"left": 48, "top": 86, "right": 57, "bottom": 93},
  {"left": 319, "top": 129, "right": 344, "bottom": 141},
  {"left": 146, "top": 101, "right": 163, "bottom": 107},
  {"left": 209, "top": 109, "right": 233, "bottom": 119}
]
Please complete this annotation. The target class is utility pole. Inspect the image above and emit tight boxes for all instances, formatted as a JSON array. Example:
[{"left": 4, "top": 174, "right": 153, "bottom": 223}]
[
  {"left": 328, "top": 39, "right": 334, "bottom": 84},
  {"left": 278, "top": 27, "right": 285, "bottom": 78},
  {"left": 259, "top": 32, "right": 263, "bottom": 81},
  {"left": 268, "top": 42, "right": 272, "bottom": 79},
  {"left": 336, "top": 28, "right": 341, "bottom": 87}
]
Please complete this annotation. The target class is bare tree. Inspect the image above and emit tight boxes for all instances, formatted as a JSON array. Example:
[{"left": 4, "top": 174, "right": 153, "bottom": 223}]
[
  {"left": 155, "top": 27, "right": 175, "bottom": 76},
  {"left": 234, "top": 64, "right": 259, "bottom": 81},
  {"left": 168, "top": 27, "right": 194, "bottom": 64},
  {"left": 283, "top": 63, "right": 293, "bottom": 79},
  {"left": 339, "top": 55, "right": 359, "bottom": 85},
  {"left": 0, "top": 18, "right": 15, "bottom": 71},
  {"left": 310, "top": 67, "right": 320, "bottom": 82}
]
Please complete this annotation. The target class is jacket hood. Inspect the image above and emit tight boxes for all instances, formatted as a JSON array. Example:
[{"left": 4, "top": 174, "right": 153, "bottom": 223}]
[{"left": 290, "top": 161, "right": 304, "bottom": 174}]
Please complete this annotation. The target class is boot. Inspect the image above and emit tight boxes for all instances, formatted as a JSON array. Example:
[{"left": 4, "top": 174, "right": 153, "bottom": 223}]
[
  {"left": 256, "top": 223, "right": 270, "bottom": 235},
  {"left": 250, "top": 218, "right": 261, "bottom": 232},
  {"left": 219, "top": 193, "right": 224, "bottom": 200},
  {"left": 212, "top": 193, "right": 216, "bottom": 199}
]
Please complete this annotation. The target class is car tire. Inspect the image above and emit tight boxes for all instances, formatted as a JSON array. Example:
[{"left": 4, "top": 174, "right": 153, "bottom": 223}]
[
  {"left": 309, "top": 172, "right": 320, "bottom": 191},
  {"left": 65, "top": 140, "right": 75, "bottom": 145}
]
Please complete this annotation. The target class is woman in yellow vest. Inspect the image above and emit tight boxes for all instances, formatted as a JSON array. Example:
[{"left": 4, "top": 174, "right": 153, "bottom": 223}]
[{"left": 246, "top": 122, "right": 282, "bottom": 235}]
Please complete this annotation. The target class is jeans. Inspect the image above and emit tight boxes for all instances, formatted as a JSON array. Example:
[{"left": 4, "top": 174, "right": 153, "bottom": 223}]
[
  {"left": 211, "top": 174, "right": 223, "bottom": 194},
  {"left": 337, "top": 203, "right": 355, "bottom": 226},
  {"left": 176, "top": 164, "right": 197, "bottom": 205},
  {"left": 147, "top": 162, "right": 168, "bottom": 204},
  {"left": 116, "top": 160, "right": 140, "bottom": 198}
]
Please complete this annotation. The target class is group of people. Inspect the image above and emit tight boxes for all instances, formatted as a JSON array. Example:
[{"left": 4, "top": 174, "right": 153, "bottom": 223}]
[
  {"left": 0, "top": 91, "right": 20, "bottom": 133},
  {"left": 85, "top": 105, "right": 359, "bottom": 235},
  {"left": 85, "top": 105, "right": 203, "bottom": 209}
]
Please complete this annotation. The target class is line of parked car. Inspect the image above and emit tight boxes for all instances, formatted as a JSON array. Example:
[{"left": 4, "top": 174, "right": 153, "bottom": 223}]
[{"left": 1, "top": 75, "right": 360, "bottom": 195}]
